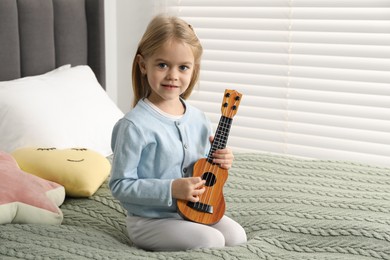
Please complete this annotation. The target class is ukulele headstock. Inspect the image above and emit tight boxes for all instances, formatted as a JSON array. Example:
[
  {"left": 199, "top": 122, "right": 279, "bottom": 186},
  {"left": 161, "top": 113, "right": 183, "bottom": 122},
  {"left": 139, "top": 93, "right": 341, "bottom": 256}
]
[{"left": 221, "top": 89, "right": 242, "bottom": 119}]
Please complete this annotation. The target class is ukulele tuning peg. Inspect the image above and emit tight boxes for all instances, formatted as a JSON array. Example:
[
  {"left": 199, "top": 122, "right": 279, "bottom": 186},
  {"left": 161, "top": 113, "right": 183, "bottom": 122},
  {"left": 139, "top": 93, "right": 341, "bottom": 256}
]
[
  {"left": 223, "top": 102, "right": 228, "bottom": 107},
  {"left": 235, "top": 96, "right": 240, "bottom": 101},
  {"left": 225, "top": 93, "right": 231, "bottom": 98},
  {"left": 232, "top": 105, "right": 237, "bottom": 110}
]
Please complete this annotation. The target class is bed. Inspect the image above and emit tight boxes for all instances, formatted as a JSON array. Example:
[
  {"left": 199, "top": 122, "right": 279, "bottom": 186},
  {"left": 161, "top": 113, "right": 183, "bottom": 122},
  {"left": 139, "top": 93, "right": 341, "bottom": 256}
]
[{"left": 1, "top": 1, "right": 390, "bottom": 259}]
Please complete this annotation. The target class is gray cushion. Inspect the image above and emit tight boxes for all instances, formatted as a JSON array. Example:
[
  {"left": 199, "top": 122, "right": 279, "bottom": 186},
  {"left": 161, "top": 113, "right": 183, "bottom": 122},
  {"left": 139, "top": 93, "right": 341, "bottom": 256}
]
[{"left": 0, "top": 0, "right": 105, "bottom": 88}]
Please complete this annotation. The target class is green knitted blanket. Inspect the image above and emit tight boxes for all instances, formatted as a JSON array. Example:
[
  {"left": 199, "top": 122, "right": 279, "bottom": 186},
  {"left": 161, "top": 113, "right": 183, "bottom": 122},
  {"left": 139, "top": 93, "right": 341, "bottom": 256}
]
[{"left": 1, "top": 153, "right": 389, "bottom": 259}]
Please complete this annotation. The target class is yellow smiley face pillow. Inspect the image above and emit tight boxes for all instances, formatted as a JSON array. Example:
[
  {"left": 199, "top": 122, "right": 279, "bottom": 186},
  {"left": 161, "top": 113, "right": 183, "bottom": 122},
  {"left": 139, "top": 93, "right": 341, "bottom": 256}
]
[{"left": 12, "top": 148, "right": 111, "bottom": 197}]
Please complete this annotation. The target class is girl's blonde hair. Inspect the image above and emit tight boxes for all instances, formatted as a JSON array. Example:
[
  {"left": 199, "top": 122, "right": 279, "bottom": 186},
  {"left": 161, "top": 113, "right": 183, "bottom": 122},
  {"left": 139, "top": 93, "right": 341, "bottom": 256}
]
[{"left": 131, "top": 15, "right": 203, "bottom": 107}]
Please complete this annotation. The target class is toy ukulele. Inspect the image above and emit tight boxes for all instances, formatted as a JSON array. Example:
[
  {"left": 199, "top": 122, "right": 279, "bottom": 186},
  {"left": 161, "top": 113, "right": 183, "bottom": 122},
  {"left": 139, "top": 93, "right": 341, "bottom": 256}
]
[{"left": 177, "top": 89, "right": 242, "bottom": 225}]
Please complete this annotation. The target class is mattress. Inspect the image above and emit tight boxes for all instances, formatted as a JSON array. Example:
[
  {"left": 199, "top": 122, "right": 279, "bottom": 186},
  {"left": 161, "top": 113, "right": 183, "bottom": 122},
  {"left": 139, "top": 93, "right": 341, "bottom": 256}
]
[{"left": 1, "top": 153, "right": 389, "bottom": 259}]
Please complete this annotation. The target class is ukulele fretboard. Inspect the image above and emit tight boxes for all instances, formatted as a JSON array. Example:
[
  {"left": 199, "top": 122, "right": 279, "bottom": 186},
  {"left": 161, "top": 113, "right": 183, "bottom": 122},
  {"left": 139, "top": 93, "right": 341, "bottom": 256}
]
[{"left": 206, "top": 116, "right": 233, "bottom": 164}]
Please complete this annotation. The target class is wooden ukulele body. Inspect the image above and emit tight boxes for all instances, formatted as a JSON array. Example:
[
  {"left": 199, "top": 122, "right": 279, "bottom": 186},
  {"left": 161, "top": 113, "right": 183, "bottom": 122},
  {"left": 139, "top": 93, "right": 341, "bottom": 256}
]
[{"left": 177, "top": 158, "right": 227, "bottom": 225}]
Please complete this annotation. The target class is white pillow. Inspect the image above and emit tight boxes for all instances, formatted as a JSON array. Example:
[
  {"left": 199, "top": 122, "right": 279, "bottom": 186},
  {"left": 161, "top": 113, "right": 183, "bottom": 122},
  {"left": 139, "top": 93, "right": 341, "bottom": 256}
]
[{"left": 0, "top": 65, "right": 124, "bottom": 156}]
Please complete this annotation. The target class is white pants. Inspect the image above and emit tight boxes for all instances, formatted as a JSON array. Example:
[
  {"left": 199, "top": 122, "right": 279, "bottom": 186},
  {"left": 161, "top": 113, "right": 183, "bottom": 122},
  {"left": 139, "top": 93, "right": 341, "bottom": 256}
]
[{"left": 126, "top": 215, "right": 247, "bottom": 251}]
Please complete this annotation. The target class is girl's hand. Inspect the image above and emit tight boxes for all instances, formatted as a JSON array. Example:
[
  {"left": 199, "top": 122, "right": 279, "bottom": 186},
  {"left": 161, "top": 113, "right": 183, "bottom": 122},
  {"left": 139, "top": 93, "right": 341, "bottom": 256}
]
[
  {"left": 172, "top": 177, "right": 206, "bottom": 202},
  {"left": 209, "top": 136, "right": 234, "bottom": 169}
]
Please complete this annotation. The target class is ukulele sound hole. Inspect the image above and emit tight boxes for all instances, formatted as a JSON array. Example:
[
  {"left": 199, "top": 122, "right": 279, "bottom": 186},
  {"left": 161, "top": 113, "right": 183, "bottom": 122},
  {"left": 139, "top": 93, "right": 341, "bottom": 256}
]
[{"left": 202, "top": 172, "right": 216, "bottom": 187}]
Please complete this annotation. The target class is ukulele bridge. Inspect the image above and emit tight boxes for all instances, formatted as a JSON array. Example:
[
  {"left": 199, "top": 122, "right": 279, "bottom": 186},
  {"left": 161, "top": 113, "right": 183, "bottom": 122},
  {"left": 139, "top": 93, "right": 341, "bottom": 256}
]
[{"left": 186, "top": 201, "right": 213, "bottom": 214}]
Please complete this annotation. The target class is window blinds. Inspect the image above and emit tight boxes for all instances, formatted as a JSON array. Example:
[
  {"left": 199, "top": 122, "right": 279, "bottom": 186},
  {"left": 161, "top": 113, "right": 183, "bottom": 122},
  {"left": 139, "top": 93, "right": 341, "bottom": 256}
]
[{"left": 164, "top": 0, "right": 390, "bottom": 167}]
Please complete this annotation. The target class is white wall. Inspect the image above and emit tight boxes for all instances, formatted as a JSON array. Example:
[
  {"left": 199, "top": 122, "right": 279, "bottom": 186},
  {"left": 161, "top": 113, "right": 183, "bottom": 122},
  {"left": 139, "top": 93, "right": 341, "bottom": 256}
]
[
  {"left": 105, "top": 0, "right": 162, "bottom": 113},
  {"left": 104, "top": 0, "right": 118, "bottom": 106}
]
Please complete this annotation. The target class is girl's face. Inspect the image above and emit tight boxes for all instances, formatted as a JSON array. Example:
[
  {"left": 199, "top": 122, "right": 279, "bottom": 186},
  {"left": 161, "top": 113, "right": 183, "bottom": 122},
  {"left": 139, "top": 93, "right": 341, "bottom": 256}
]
[{"left": 138, "top": 39, "right": 195, "bottom": 108}]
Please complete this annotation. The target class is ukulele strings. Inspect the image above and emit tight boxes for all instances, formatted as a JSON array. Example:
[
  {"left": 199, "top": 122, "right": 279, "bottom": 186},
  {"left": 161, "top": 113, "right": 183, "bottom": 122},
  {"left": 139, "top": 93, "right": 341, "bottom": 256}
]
[
  {"left": 202, "top": 116, "right": 229, "bottom": 208},
  {"left": 196, "top": 118, "right": 226, "bottom": 212},
  {"left": 196, "top": 94, "right": 237, "bottom": 212}
]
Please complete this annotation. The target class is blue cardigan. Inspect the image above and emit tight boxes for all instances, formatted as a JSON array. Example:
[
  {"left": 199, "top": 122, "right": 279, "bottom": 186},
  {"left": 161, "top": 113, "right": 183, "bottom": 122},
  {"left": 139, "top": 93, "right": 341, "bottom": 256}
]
[{"left": 109, "top": 99, "right": 212, "bottom": 218}]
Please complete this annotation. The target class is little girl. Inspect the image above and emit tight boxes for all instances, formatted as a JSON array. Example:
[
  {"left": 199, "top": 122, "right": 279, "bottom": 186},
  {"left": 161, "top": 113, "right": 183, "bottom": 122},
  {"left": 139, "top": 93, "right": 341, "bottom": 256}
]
[{"left": 109, "top": 14, "right": 247, "bottom": 251}]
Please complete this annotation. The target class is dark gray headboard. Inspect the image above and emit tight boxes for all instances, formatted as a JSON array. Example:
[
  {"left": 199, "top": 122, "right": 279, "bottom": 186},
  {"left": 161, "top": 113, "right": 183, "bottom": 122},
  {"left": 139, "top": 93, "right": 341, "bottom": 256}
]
[{"left": 0, "top": 0, "right": 106, "bottom": 89}]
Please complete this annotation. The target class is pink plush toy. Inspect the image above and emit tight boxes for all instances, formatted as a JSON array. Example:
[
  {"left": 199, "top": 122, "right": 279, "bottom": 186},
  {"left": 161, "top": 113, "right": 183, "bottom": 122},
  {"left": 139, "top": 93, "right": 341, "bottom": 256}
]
[{"left": 0, "top": 151, "right": 65, "bottom": 224}]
